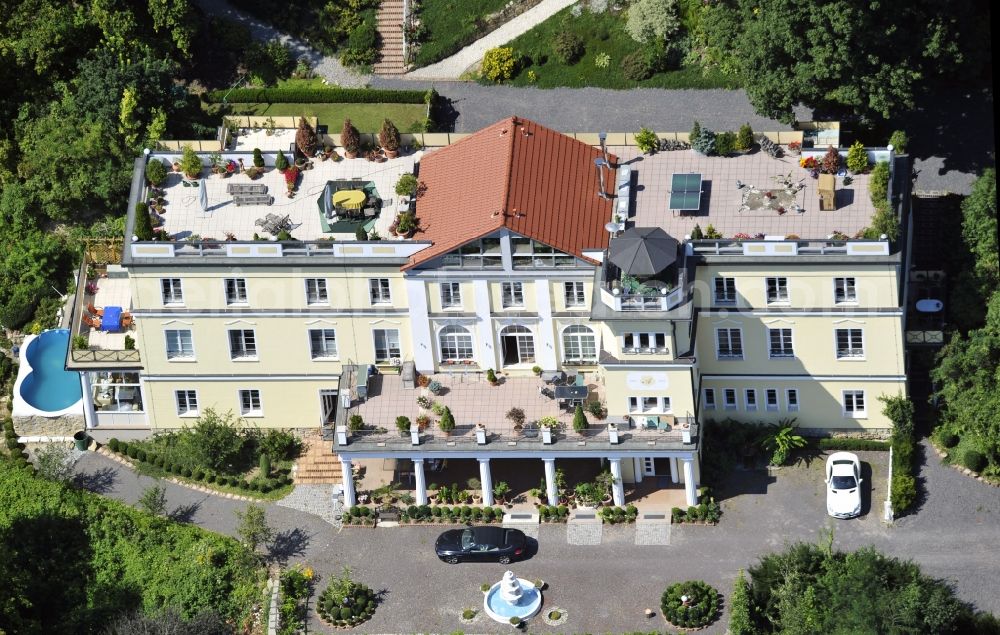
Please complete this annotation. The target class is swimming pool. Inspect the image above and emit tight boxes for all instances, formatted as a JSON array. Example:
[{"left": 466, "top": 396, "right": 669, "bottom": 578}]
[{"left": 13, "top": 330, "right": 84, "bottom": 416}]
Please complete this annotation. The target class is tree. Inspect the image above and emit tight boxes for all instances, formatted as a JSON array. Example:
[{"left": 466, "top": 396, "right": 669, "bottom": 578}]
[
  {"left": 138, "top": 484, "right": 168, "bottom": 516},
  {"left": 552, "top": 31, "right": 584, "bottom": 65},
  {"left": 274, "top": 150, "right": 289, "bottom": 172},
  {"left": 887, "top": 130, "right": 908, "bottom": 153},
  {"left": 625, "top": 0, "right": 681, "bottom": 44},
  {"left": 735, "top": 123, "right": 754, "bottom": 152},
  {"left": 960, "top": 168, "right": 998, "bottom": 290},
  {"left": 438, "top": 407, "right": 455, "bottom": 434},
  {"left": 845, "top": 141, "right": 869, "bottom": 173},
  {"left": 182, "top": 408, "right": 247, "bottom": 474},
  {"left": 235, "top": 503, "right": 273, "bottom": 553},
  {"left": 133, "top": 202, "right": 153, "bottom": 241},
  {"left": 692, "top": 127, "right": 717, "bottom": 155},
  {"left": 341, "top": 119, "right": 360, "bottom": 154},
  {"left": 378, "top": 118, "right": 400, "bottom": 152},
  {"left": 34, "top": 443, "right": 75, "bottom": 482},
  {"left": 106, "top": 608, "right": 230, "bottom": 635},
  {"left": 572, "top": 405, "right": 588, "bottom": 434},
  {"left": 295, "top": 117, "right": 317, "bottom": 157},
  {"left": 690, "top": 120, "right": 701, "bottom": 143},
  {"left": 729, "top": 569, "right": 756, "bottom": 635},
  {"left": 702, "top": 0, "right": 968, "bottom": 123}
]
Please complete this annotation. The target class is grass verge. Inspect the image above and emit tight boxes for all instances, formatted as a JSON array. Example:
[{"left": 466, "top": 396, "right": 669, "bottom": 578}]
[
  {"left": 225, "top": 102, "right": 428, "bottom": 132},
  {"left": 411, "top": 0, "right": 511, "bottom": 67}
]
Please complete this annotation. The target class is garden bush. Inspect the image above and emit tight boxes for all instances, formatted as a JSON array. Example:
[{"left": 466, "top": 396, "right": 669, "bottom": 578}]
[
  {"left": 316, "top": 569, "right": 376, "bottom": 627},
  {"left": 938, "top": 430, "right": 959, "bottom": 448},
  {"left": 816, "top": 437, "right": 890, "bottom": 451},
  {"left": 108, "top": 438, "right": 120, "bottom": 452},
  {"left": 962, "top": 449, "right": 986, "bottom": 472},
  {"left": 626, "top": 0, "right": 681, "bottom": 44},
  {"left": 870, "top": 161, "right": 890, "bottom": 206},
  {"left": 481, "top": 47, "right": 516, "bottom": 82},
  {"left": 888, "top": 130, "right": 908, "bottom": 153},
  {"left": 715, "top": 131, "right": 737, "bottom": 156},
  {"left": 635, "top": 127, "right": 659, "bottom": 154},
  {"left": 193, "top": 468, "right": 205, "bottom": 481},
  {"left": 258, "top": 453, "right": 270, "bottom": 478},
  {"left": 692, "top": 127, "right": 717, "bottom": 155},
  {"left": 259, "top": 428, "right": 302, "bottom": 461},
  {"left": 182, "top": 467, "right": 193, "bottom": 478},
  {"left": 621, "top": 50, "right": 654, "bottom": 81},
  {"left": 660, "top": 580, "right": 719, "bottom": 629},
  {"left": 846, "top": 140, "right": 870, "bottom": 173},
  {"left": 552, "top": 31, "right": 584, "bottom": 65},
  {"left": 820, "top": 145, "right": 841, "bottom": 174},
  {"left": 735, "top": 123, "right": 754, "bottom": 152},
  {"left": 135, "top": 449, "right": 147, "bottom": 462},
  {"left": 340, "top": 11, "right": 378, "bottom": 67},
  {"left": 126, "top": 446, "right": 139, "bottom": 459}
]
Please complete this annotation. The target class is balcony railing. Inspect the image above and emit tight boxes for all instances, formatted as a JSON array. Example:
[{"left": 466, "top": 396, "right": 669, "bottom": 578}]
[
  {"left": 129, "top": 239, "right": 431, "bottom": 260},
  {"left": 690, "top": 239, "right": 890, "bottom": 257},
  {"left": 65, "top": 259, "right": 142, "bottom": 369},
  {"left": 599, "top": 262, "right": 686, "bottom": 312}
]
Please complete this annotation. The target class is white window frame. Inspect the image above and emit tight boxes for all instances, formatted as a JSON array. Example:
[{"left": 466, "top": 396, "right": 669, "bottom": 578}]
[
  {"left": 563, "top": 281, "right": 586, "bottom": 308},
  {"left": 501, "top": 282, "right": 524, "bottom": 308},
  {"left": 627, "top": 396, "right": 672, "bottom": 414},
  {"left": 842, "top": 390, "right": 867, "bottom": 418},
  {"left": 723, "top": 388, "right": 738, "bottom": 410},
  {"left": 786, "top": 389, "right": 800, "bottom": 412},
  {"left": 228, "top": 329, "right": 258, "bottom": 361},
  {"left": 714, "top": 277, "right": 736, "bottom": 305},
  {"left": 369, "top": 278, "right": 392, "bottom": 305},
  {"left": 305, "top": 278, "right": 328, "bottom": 305},
  {"left": 562, "top": 325, "right": 597, "bottom": 363},
  {"left": 438, "top": 325, "right": 474, "bottom": 362},
  {"left": 440, "top": 282, "right": 462, "bottom": 309},
  {"left": 744, "top": 389, "right": 758, "bottom": 411},
  {"left": 175, "top": 390, "right": 199, "bottom": 417},
  {"left": 373, "top": 328, "right": 401, "bottom": 363},
  {"left": 716, "top": 328, "right": 744, "bottom": 360},
  {"left": 703, "top": 388, "right": 716, "bottom": 410},
  {"left": 224, "top": 278, "right": 248, "bottom": 306},
  {"left": 765, "top": 388, "right": 779, "bottom": 411},
  {"left": 160, "top": 278, "right": 184, "bottom": 306},
  {"left": 834, "top": 277, "right": 857, "bottom": 304},
  {"left": 835, "top": 328, "right": 865, "bottom": 360},
  {"left": 238, "top": 389, "right": 263, "bottom": 417},
  {"left": 768, "top": 327, "right": 794, "bottom": 358},
  {"left": 765, "top": 277, "right": 789, "bottom": 305},
  {"left": 164, "top": 329, "right": 194, "bottom": 361},
  {"left": 622, "top": 332, "right": 668, "bottom": 354},
  {"left": 308, "top": 328, "right": 338, "bottom": 360}
]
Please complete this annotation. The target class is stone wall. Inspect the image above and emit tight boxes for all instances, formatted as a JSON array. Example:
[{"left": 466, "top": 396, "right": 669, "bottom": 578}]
[{"left": 13, "top": 414, "right": 86, "bottom": 437}]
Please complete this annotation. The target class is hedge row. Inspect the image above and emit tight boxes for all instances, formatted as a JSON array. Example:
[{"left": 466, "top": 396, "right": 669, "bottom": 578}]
[
  {"left": 816, "top": 437, "right": 890, "bottom": 451},
  {"left": 204, "top": 87, "right": 429, "bottom": 105},
  {"left": 109, "top": 438, "right": 292, "bottom": 495}
]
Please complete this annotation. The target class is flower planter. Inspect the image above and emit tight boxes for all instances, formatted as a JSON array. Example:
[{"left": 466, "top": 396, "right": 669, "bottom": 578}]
[
  {"left": 345, "top": 150, "right": 358, "bottom": 159},
  {"left": 383, "top": 148, "right": 399, "bottom": 159}
]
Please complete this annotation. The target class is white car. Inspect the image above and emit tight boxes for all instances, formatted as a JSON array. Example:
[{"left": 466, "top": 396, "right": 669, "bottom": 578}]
[{"left": 825, "top": 452, "right": 862, "bottom": 518}]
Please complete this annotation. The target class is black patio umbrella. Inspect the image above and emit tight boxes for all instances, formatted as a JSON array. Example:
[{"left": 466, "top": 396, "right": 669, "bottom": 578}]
[{"left": 608, "top": 227, "right": 678, "bottom": 276}]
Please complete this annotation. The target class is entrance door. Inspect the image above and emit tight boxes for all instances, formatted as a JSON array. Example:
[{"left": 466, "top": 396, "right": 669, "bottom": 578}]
[
  {"left": 499, "top": 325, "right": 534, "bottom": 366},
  {"left": 642, "top": 457, "right": 656, "bottom": 476},
  {"left": 319, "top": 389, "right": 338, "bottom": 425}
]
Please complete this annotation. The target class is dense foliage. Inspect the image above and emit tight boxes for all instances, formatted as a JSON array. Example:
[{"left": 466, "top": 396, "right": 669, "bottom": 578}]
[
  {"left": 0, "top": 460, "right": 263, "bottom": 633},
  {"left": 698, "top": 0, "right": 988, "bottom": 123},
  {"left": 625, "top": 0, "right": 681, "bottom": 44},
  {"left": 746, "top": 541, "right": 994, "bottom": 633},
  {"left": 931, "top": 170, "right": 999, "bottom": 477},
  {"left": 660, "top": 580, "right": 719, "bottom": 628}
]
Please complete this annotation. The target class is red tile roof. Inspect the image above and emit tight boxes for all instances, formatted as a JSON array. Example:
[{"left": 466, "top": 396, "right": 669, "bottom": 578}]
[{"left": 404, "top": 117, "right": 616, "bottom": 269}]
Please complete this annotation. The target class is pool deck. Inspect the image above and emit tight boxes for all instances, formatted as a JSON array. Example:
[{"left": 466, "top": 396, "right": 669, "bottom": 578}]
[{"left": 12, "top": 332, "right": 85, "bottom": 427}]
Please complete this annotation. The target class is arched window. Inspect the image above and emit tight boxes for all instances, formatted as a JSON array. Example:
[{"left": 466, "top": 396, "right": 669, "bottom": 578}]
[
  {"left": 499, "top": 325, "right": 535, "bottom": 365},
  {"left": 563, "top": 325, "right": 597, "bottom": 362},
  {"left": 439, "top": 325, "right": 474, "bottom": 361}
]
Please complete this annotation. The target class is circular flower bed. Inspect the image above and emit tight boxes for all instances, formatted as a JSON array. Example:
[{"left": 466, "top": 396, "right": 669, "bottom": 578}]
[
  {"left": 660, "top": 580, "right": 720, "bottom": 630},
  {"left": 543, "top": 607, "right": 568, "bottom": 626},
  {"left": 316, "top": 575, "right": 377, "bottom": 628}
]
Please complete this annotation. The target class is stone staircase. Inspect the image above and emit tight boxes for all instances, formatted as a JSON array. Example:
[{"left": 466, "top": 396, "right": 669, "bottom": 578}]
[
  {"left": 374, "top": 0, "right": 406, "bottom": 76},
  {"left": 294, "top": 432, "right": 344, "bottom": 485}
]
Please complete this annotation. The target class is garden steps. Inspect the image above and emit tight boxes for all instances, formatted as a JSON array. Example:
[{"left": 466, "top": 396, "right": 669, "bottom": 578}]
[
  {"left": 374, "top": 0, "right": 407, "bottom": 76},
  {"left": 294, "top": 433, "right": 344, "bottom": 485}
]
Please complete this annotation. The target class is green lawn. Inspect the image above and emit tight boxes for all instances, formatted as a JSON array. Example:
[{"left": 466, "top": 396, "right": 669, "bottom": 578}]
[
  {"left": 226, "top": 102, "right": 428, "bottom": 132},
  {"left": 504, "top": 6, "right": 739, "bottom": 89},
  {"left": 412, "top": 0, "right": 511, "bottom": 67}
]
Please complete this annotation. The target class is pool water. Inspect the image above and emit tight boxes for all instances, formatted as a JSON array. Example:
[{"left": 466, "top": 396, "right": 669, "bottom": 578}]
[{"left": 19, "top": 330, "right": 82, "bottom": 412}]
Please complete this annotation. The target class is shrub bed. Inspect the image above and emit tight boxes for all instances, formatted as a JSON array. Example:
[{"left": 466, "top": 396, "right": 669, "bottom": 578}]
[
  {"left": 660, "top": 580, "right": 720, "bottom": 629},
  {"left": 537, "top": 504, "right": 570, "bottom": 522},
  {"left": 597, "top": 505, "right": 638, "bottom": 524},
  {"left": 204, "top": 87, "right": 429, "bottom": 104},
  {"left": 398, "top": 504, "right": 503, "bottom": 524},
  {"left": 277, "top": 564, "right": 313, "bottom": 635},
  {"left": 316, "top": 571, "right": 377, "bottom": 628},
  {"left": 671, "top": 500, "right": 721, "bottom": 525},
  {"left": 815, "top": 437, "right": 890, "bottom": 452}
]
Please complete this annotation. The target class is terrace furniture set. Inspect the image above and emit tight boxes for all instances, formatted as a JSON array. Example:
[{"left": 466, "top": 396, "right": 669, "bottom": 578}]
[
  {"left": 229, "top": 183, "right": 273, "bottom": 206},
  {"left": 254, "top": 213, "right": 293, "bottom": 235}
]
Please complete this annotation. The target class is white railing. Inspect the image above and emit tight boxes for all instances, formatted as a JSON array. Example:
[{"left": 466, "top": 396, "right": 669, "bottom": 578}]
[
  {"left": 690, "top": 239, "right": 889, "bottom": 257},
  {"left": 94, "top": 410, "right": 148, "bottom": 427},
  {"left": 130, "top": 240, "right": 431, "bottom": 260}
]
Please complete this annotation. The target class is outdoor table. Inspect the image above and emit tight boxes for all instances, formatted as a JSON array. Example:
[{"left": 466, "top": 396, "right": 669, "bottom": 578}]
[
  {"left": 555, "top": 385, "right": 588, "bottom": 405},
  {"left": 333, "top": 189, "right": 366, "bottom": 210},
  {"left": 100, "top": 306, "right": 122, "bottom": 332}
]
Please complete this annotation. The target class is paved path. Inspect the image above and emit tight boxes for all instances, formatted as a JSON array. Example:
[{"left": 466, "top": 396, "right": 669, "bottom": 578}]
[
  {"left": 72, "top": 440, "right": 1000, "bottom": 633},
  {"left": 405, "top": 0, "right": 578, "bottom": 79},
  {"left": 193, "top": 0, "right": 370, "bottom": 88}
]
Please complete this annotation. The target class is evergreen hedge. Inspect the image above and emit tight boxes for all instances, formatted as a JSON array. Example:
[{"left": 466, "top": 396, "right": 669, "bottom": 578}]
[{"left": 204, "top": 87, "right": 428, "bottom": 105}]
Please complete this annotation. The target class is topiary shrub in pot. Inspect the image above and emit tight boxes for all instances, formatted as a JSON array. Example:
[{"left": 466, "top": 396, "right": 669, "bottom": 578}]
[
  {"left": 379, "top": 119, "right": 400, "bottom": 158},
  {"left": 660, "top": 580, "right": 720, "bottom": 629},
  {"left": 295, "top": 117, "right": 317, "bottom": 157},
  {"left": 341, "top": 119, "right": 360, "bottom": 158}
]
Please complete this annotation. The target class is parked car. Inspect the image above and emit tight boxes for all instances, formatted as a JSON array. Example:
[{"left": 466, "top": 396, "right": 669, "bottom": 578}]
[
  {"left": 826, "top": 452, "right": 862, "bottom": 518},
  {"left": 435, "top": 526, "right": 527, "bottom": 564}
]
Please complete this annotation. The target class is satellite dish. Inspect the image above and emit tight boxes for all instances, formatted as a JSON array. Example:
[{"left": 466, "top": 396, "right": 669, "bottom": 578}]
[{"left": 605, "top": 222, "right": 620, "bottom": 234}]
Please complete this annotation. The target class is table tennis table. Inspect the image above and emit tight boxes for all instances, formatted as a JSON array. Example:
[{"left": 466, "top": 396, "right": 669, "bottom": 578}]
[{"left": 669, "top": 173, "right": 703, "bottom": 214}]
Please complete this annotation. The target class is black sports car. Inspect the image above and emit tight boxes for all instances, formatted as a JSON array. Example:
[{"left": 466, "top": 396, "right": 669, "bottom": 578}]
[{"left": 434, "top": 526, "right": 527, "bottom": 564}]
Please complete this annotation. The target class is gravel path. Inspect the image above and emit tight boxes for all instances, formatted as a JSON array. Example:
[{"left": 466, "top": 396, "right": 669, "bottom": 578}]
[
  {"left": 193, "top": 0, "right": 370, "bottom": 88},
  {"left": 71, "top": 441, "right": 1000, "bottom": 633},
  {"left": 405, "top": 0, "right": 578, "bottom": 79}
]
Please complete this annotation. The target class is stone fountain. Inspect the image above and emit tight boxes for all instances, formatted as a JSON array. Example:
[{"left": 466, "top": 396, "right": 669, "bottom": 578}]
[{"left": 483, "top": 571, "right": 542, "bottom": 624}]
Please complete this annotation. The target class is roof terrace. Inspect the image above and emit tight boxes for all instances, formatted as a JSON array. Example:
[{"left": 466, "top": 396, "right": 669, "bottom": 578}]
[{"left": 614, "top": 146, "right": 884, "bottom": 240}]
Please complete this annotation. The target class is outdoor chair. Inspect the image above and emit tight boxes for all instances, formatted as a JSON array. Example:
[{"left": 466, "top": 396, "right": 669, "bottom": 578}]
[
  {"left": 81, "top": 314, "right": 101, "bottom": 329},
  {"left": 87, "top": 302, "right": 103, "bottom": 316},
  {"left": 575, "top": 373, "right": 586, "bottom": 387}
]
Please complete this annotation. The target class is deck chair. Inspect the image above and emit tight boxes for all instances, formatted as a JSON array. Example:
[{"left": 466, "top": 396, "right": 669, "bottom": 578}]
[
  {"left": 574, "top": 373, "right": 586, "bottom": 387},
  {"left": 81, "top": 314, "right": 101, "bottom": 329},
  {"left": 657, "top": 417, "right": 671, "bottom": 432},
  {"left": 87, "top": 302, "right": 103, "bottom": 316},
  {"left": 643, "top": 416, "right": 658, "bottom": 430}
]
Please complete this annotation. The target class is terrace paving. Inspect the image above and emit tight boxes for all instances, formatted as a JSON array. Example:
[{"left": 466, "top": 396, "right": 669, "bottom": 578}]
[
  {"left": 84, "top": 276, "right": 132, "bottom": 351},
  {"left": 156, "top": 152, "right": 422, "bottom": 241},
  {"left": 615, "top": 146, "right": 877, "bottom": 240}
]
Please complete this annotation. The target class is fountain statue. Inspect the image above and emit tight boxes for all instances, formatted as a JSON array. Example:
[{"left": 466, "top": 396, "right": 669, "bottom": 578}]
[{"left": 483, "top": 570, "right": 542, "bottom": 624}]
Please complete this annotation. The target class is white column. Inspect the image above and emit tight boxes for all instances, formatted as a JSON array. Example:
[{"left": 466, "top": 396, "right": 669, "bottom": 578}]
[
  {"left": 472, "top": 280, "right": 496, "bottom": 369},
  {"left": 543, "top": 458, "right": 558, "bottom": 506},
  {"left": 413, "top": 458, "right": 427, "bottom": 505},
  {"left": 682, "top": 458, "right": 698, "bottom": 507},
  {"left": 405, "top": 278, "right": 435, "bottom": 372},
  {"left": 79, "top": 372, "right": 96, "bottom": 429},
  {"left": 609, "top": 458, "right": 625, "bottom": 506},
  {"left": 633, "top": 457, "right": 644, "bottom": 483},
  {"left": 669, "top": 457, "right": 679, "bottom": 484},
  {"left": 340, "top": 458, "right": 355, "bottom": 507},
  {"left": 534, "top": 279, "right": 557, "bottom": 370},
  {"left": 478, "top": 458, "right": 494, "bottom": 506}
]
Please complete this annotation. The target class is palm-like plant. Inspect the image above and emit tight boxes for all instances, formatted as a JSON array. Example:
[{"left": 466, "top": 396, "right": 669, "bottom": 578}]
[{"left": 760, "top": 419, "right": 806, "bottom": 466}]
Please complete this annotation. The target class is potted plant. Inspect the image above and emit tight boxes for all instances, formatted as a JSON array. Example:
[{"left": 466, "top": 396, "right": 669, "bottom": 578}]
[
  {"left": 438, "top": 407, "right": 455, "bottom": 436},
  {"left": 532, "top": 365, "right": 543, "bottom": 377},
  {"left": 341, "top": 119, "right": 361, "bottom": 158},
  {"left": 493, "top": 481, "right": 511, "bottom": 506},
  {"left": 395, "top": 415, "right": 411, "bottom": 436},
  {"left": 208, "top": 152, "right": 223, "bottom": 176},
  {"left": 788, "top": 140, "right": 802, "bottom": 155},
  {"left": 572, "top": 405, "right": 588, "bottom": 435},
  {"left": 296, "top": 117, "right": 317, "bottom": 157},
  {"left": 395, "top": 173, "right": 418, "bottom": 198},
  {"left": 485, "top": 368, "right": 498, "bottom": 386},
  {"left": 145, "top": 159, "right": 167, "bottom": 187},
  {"left": 506, "top": 407, "right": 525, "bottom": 427},
  {"left": 252, "top": 147, "right": 266, "bottom": 170},
  {"left": 415, "top": 414, "right": 430, "bottom": 431},
  {"left": 393, "top": 211, "right": 416, "bottom": 237},
  {"left": 379, "top": 118, "right": 400, "bottom": 158},
  {"left": 275, "top": 150, "right": 289, "bottom": 173},
  {"left": 539, "top": 415, "right": 559, "bottom": 444},
  {"left": 179, "top": 146, "right": 203, "bottom": 179}
]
